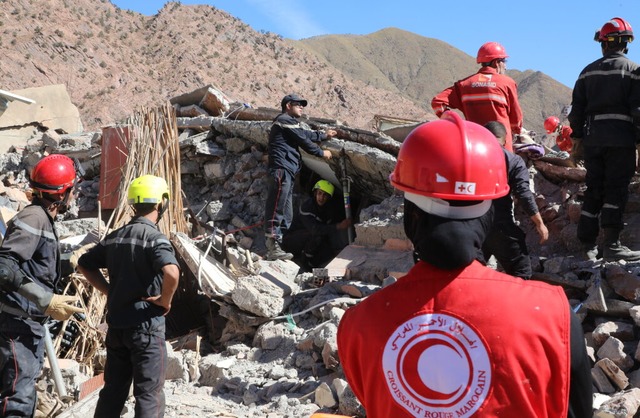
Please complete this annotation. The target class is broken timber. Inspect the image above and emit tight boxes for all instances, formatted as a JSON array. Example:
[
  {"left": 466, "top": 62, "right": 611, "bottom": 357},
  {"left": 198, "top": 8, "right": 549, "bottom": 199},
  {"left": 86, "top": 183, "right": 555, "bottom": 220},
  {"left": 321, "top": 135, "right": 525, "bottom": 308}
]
[{"left": 171, "top": 232, "right": 235, "bottom": 298}]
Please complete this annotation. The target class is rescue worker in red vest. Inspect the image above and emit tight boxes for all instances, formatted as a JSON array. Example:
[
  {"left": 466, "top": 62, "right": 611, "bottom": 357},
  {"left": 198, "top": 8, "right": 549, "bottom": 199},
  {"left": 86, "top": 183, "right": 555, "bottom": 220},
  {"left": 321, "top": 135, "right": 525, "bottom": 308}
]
[
  {"left": 544, "top": 116, "right": 573, "bottom": 152},
  {"left": 0, "top": 154, "right": 84, "bottom": 417},
  {"left": 568, "top": 17, "right": 640, "bottom": 261},
  {"left": 431, "top": 42, "right": 523, "bottom": 151},
  {"left": 337, "top": 112, "right": 592, "bottom": 418}
]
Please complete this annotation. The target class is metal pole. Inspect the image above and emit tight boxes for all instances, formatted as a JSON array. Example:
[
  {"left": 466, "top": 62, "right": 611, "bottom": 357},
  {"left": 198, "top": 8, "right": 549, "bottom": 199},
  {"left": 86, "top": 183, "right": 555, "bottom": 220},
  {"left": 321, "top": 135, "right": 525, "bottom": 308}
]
[
  {"left": 339, "top": 148, "right": 353, "bottom": 243},
  {"left": 44, "top": 324, "right": 68, "bottom": 398}
]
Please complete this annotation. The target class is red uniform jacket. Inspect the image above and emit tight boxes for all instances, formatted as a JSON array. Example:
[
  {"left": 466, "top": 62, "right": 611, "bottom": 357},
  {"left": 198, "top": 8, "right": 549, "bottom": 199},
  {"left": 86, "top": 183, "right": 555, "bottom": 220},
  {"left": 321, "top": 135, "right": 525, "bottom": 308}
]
[
  {"left": 337, "top": 261, "right": 570, "bottom": 418},
  {"left": 431, "top": 67, "right": 523, "bottom": 151},
  {"left": 556, "top": 125, "right": 573, "bottom": 152}
]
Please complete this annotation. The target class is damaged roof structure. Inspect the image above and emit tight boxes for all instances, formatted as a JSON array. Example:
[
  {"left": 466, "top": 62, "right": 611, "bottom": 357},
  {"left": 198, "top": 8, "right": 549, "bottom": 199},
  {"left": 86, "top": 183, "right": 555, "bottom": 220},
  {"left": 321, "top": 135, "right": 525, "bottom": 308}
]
[{"left": 2, "top": 84, "right": 640, "bottom": 417}]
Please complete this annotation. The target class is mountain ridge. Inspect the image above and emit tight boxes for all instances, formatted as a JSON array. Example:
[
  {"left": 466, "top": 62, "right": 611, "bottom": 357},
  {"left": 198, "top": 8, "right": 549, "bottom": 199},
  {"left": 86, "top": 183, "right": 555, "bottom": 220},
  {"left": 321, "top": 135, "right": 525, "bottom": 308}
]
[{"left": 0, "top": 1, "right": 571, "bottom": 134}]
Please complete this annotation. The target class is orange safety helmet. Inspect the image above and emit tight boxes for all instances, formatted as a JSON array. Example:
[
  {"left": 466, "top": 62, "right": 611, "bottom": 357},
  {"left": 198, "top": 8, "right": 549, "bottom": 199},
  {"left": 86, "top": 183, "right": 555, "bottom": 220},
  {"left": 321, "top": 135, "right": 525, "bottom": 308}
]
[
  {"left": 544, "top": 116, "right": 561, "bottom": 134},
  {"left": 390, "top": 111, "right": 509, "bottom": 219},
  {"left": 595, "top": 17, "right": 634, "bottom": 43},
  {"left": 476, "top": 42, "right": 509, "bottom": 64},
  {"left": 30, "top": 154, "right": 78, "bottom": 196}
]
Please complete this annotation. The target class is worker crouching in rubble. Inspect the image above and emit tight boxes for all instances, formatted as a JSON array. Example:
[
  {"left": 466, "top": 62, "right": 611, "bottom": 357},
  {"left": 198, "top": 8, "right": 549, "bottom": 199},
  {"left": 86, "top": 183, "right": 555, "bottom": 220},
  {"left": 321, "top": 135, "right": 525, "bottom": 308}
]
[
  {"left": 337, "top": 112, "right": 593, "bottom": 418},
  {"left": 282, "top": 179, "right": 351, "bottom": 269},
  {"left": 0, "top": 154, "right": 84, "bottom": 417},
  {"left": 77, "top": 175, "right": 180, "bottom": 418}
]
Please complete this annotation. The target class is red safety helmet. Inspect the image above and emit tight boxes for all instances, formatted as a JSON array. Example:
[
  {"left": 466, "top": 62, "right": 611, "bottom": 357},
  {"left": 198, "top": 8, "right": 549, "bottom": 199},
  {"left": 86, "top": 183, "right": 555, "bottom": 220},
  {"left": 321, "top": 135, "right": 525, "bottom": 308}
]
[
  {"left": 390, "top": 112, "right": 509, "bottom": 219},
  {"left": 30, "top": 154, "right": 78, "bottom": 196},
  {"left": 544, "top": 116, "right": 560, "bottom": 134},
  {"left": 476, "top": 42, "right": 509, "bottom": 63},
  {"left": 595, "top": 17, "right": 634, "bottom": 43}
]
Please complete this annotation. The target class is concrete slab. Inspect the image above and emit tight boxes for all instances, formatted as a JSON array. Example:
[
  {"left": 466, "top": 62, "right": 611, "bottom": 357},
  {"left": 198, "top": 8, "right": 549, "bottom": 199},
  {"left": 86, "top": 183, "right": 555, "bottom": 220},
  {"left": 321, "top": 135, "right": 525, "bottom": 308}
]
[
  {"left": 323, "top": 244, "right": 414, "bottom": 283},
  {"left": 0, "top": 84, "right": 83, "bottom": 153}
]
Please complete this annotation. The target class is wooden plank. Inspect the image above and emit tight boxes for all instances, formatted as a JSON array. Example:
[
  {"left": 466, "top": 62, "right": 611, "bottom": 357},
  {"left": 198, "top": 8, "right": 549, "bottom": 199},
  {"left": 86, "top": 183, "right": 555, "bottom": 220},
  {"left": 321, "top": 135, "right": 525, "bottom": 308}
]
[{"left": 171, "top": 232, "right": 236, "bottom": 298}]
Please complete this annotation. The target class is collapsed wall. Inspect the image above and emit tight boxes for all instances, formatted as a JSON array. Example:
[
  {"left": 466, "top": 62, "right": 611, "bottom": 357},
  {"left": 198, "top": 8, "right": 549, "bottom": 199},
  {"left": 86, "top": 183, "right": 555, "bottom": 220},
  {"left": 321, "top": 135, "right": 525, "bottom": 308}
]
[{"left": 3, "top": 90, "right": 640, "bottom": 415}]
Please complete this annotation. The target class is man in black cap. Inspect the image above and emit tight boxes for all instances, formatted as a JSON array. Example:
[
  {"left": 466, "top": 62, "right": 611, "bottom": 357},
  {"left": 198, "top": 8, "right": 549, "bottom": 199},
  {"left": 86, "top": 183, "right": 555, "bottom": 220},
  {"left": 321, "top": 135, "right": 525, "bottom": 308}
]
[{"left": 264, "top": 94, "right": 336, "bottom": 260}]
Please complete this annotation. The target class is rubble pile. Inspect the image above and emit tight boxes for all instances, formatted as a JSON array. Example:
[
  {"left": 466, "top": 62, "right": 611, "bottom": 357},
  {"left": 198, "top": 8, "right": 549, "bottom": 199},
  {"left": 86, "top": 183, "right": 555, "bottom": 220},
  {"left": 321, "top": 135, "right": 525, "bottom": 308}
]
[{"left": 3, "top": 86, "right": 640, "bottom": 417}]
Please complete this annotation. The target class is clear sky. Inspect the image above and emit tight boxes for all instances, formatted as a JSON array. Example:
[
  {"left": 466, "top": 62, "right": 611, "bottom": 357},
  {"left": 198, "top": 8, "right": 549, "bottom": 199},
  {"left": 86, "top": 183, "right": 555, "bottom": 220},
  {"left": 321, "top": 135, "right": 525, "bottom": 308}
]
[{"left": 111, "top": 0, "right": 640, "bottom": 89}]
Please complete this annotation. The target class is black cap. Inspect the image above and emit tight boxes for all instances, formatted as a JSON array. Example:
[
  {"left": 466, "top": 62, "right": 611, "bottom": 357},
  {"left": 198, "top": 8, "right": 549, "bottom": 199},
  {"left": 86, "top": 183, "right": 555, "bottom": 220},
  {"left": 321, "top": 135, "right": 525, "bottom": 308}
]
[{"left": 281, "top": 94, "right": 308, "bottom": 109}]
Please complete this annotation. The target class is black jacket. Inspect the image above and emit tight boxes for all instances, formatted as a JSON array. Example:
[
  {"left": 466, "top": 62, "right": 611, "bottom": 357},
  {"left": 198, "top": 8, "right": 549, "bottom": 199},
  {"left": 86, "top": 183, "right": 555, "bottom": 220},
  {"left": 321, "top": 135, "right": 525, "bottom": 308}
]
[
  {"left": 493, "top": 149, "right": 538, "bottom": 226},
  {"left": 78, "top": 216, "right": 178, "bottom": 328},
  {"left": 289, "top": 195, "right": 345, "bottom": 237},
  {"left": 569, "top": 51, "right": 640, "bottom": 147},
  {"left": 0, "top": 204, "right": 60, "bottom": 320},
  {"left": 268, "top": 113, "right": 327, "bottom": 175}
]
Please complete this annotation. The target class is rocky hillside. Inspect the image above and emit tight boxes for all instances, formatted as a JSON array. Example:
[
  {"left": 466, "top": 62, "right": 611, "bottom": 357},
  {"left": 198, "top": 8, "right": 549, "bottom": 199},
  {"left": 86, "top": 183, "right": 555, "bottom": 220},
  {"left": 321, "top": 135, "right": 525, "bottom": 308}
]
[{"left": 0, "top": 0, "right": 569, "bottom": 133}]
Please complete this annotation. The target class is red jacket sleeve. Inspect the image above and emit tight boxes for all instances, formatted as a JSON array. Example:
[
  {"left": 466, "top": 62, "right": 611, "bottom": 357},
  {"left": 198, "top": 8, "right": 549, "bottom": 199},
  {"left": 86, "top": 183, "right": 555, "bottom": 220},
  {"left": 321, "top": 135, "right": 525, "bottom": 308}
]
[
  {"left": 507, "top": 81, "right": 523, "bottom": 135},
  {"left": 431, "top": 85, "right": 461, "bottom": 117}
]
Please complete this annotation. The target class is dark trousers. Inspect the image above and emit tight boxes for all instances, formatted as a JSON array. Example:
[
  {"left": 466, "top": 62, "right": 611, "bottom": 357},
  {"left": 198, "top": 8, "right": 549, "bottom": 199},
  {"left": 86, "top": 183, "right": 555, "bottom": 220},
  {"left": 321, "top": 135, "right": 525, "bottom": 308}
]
[
  {"left": 482, "top": 223, "right": 532, "bottom": 279},
  {"left": 264, "top": 168, "right": 294, "bottom": 241},
  {"left": 0, "top": 314, "right": 45, "bottom": 418},
  {"left": 282, "top": 229, "right": 342, "bottom": 267},
  {"left": 578, "top": 146, "right": 636, "bottom": 243},
  {"left": 95, "top": 319, "right": 166, "bottom": 418}
]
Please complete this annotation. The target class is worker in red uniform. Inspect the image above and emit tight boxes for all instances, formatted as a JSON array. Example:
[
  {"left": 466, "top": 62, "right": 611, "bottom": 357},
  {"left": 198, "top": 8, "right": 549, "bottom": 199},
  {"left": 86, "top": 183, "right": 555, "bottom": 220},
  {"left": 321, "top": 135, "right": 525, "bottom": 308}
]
[
  {"left": 337, "top": 112, "right": 592, "bottom": 418},
  {"left": 544, "top": 116, "right": 573, "bottom": 152},
  {"left": 431, "top": 42, "right": 523, "bottom": 151}
]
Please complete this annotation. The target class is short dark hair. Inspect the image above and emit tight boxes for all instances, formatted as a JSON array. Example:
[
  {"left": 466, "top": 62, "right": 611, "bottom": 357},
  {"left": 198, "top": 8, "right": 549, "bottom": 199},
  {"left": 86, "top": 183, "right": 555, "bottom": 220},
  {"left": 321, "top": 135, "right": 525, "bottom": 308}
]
[
  {"left": 132, "top": 202, "right": 157, "bottom": 216},
  {"left": 484, "top": 121, "right": 507, "bottom": 146}
]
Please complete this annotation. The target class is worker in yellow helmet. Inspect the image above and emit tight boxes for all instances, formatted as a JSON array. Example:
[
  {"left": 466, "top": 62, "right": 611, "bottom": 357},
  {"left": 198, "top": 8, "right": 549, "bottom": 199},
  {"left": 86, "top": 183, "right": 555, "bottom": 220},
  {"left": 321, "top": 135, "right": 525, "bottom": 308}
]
[
  {"left": 78, "top": 174, "right": 180, "bottom": 417},
  {"left": 282, "top": 179, "right": 352, "bottom": 269}
]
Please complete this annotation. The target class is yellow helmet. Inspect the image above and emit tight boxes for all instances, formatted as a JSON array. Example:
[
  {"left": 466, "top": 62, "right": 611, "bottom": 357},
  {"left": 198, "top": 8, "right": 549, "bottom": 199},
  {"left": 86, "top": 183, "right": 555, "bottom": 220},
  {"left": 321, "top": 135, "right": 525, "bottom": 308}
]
[
  {"left": 313, "top": 180, "right": 334, "bottom": 197},
  {"left": 127, "top": 175, "right": 169, "bottom": 204}
]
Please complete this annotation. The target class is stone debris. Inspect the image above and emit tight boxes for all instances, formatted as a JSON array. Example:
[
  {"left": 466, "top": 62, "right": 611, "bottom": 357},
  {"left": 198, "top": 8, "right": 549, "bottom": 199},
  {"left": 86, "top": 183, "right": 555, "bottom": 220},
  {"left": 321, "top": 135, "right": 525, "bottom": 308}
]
[{"left": 3, "top": 85, "right": 640, "bottom": 417}]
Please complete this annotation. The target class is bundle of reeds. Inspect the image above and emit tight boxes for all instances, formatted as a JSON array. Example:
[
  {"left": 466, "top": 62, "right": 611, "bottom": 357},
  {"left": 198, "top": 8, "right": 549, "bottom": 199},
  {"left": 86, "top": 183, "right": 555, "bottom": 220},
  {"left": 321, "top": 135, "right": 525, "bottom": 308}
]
[{"left": 56, "top": 103, "right": 190, "bottom": 366}]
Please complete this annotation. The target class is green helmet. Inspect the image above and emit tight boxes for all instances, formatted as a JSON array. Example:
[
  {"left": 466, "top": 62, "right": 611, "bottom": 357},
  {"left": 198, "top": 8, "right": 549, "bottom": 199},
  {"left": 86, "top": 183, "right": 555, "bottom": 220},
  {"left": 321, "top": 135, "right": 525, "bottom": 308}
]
[
  {"left": 313, "top": 180, "right": 334, "bottom": 197},
  {"left": 127, "top": 175, "right": 169, "bottom": 204}
]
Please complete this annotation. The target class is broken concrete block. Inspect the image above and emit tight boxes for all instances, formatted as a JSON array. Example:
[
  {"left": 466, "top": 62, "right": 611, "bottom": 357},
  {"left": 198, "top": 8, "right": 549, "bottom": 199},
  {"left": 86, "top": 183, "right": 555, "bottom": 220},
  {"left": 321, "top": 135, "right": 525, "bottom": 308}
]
[
  {"left": 315, "top": 382, "right": 337, "bottom": 408},
  {"left": 596, "top": 357, "right": 630, "bottom": 390},
  {"left": 165, "top": 342, "right": 187, "bottom": 381},
  {"left": 594, "top": 387, "right": 640, "bottom": 417},
  {"left": 199, "top": 86, "right": 230, "bottom": 116},
  {"left": 592, "top": 366, "right": 617, "bottom": 394},
  {"left": 197, "top": 353, "right": 229, "bottom": 388},
  {"left": 606, "top": 264, "right": 640, "bottom": 303},
  {"left": 177, "top": 104, "right": 208, "bottom": 118},
  {"left": 254, "top": 259, "right": 300, "bottom": 295},
  {"left": 232, "top": 274, "right": 292, "bottom": 317},
  {"left": 593, "top": 321, "right": 636, "bottom": 348},
  {"left": 203, "top": 161, "right": 225, "bottom": 180},
  {"left": 597, "top": 338, "right": 634, "bottom": 372}
]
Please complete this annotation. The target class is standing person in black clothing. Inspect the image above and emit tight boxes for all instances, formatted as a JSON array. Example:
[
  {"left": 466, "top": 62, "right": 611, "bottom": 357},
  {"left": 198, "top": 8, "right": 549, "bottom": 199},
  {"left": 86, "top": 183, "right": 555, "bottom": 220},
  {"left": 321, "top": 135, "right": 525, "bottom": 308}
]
[
  {"left": 0, "top": 154, "right": 84, "bottom": 417},
  {"left": 77, "top": 175, "right": 180, "bottom": 418},
  {"left": 483, "top": 121, "right": 548, "bottom": 279},
  {"left": 569, "top": 17, "right": 640, "bottom": 261},
  {"left": 264, "top": 94, "right": 337, "bottom": 260},
  {"left": 282, "top": 179, "right": 352, "bottom": 268}
]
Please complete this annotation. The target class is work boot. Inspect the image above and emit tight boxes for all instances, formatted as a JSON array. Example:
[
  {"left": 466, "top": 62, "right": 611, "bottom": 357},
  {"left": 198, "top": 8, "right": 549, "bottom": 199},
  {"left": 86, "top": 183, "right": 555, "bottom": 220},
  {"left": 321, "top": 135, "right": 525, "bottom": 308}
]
[
  {"left": 602, "top": 229, "right": 640, "bottom": 262},
  {"left": 581, "top": 243, "right": 599, "bottom": 262},
  {"left": 265, "top": 238, "right": 293, "bottom": 261}
]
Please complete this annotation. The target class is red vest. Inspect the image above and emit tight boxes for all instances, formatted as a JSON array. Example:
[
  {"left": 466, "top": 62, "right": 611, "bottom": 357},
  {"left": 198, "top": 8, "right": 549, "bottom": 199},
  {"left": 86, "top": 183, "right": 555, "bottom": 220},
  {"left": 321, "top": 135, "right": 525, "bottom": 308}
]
[
  {"left": 431, "top": 67, "right": 523, "bottom": 152},
  {"left": 337, "top": 261, "right": 570, "bottom": 418}
]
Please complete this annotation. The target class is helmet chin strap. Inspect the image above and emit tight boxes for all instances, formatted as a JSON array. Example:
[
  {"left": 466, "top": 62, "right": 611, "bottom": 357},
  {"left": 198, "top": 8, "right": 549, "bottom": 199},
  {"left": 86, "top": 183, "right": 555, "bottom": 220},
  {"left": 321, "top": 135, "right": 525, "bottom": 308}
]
[
  {"left": 156, "top": 197, "right": 169, "bottom": 225},
  {"left": 46, "top": 189, "right": 73, "bottom": 215}
]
